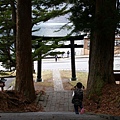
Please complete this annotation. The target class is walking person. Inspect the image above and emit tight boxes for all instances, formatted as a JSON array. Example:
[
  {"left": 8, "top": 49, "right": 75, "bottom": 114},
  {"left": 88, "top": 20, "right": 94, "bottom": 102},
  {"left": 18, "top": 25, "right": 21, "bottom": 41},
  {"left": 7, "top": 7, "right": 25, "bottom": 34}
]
[
  {"left": 55, "top": 55, "right": 58, "bottom": 62},
  {"left": 67, "top": 51, "right": 70, "bottom": 58},
  {"left": 72, "top": 82, "right": 84, "bottom": 114}
]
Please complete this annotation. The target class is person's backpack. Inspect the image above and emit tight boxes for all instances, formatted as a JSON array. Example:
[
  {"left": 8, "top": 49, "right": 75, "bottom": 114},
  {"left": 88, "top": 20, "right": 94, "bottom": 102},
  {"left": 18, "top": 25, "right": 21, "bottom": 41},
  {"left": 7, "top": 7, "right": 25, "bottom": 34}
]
[{"left": 72, "top": 89, "right": 83, "bottom": 105}]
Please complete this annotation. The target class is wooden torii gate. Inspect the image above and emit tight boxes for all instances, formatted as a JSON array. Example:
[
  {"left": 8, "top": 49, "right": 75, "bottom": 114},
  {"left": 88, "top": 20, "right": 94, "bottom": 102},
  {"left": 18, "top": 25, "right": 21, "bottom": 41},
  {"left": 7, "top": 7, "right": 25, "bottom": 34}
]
[{"left": 32, "top": 35, "right": 85, "bottom": 82}]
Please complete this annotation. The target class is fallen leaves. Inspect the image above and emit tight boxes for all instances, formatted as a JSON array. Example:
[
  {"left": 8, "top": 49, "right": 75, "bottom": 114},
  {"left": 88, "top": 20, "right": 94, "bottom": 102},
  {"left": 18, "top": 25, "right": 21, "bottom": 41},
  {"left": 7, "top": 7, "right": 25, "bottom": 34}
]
[
  {"left": 0, "top": 90, "right": 43, "bottom": 112},
  {"left": 83, "top": 84, "right": 120, "bottom": 116}
]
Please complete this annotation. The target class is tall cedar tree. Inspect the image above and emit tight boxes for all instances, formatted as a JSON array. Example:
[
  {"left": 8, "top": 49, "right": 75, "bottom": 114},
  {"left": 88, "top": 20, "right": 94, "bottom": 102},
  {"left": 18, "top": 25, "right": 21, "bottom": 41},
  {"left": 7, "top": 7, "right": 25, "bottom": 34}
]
[
  {"left": 70, "top": 0, "right": 118, "bottom": 97},
  {"left": 16, "top": 0, "right": 36, "bottom": 101},
  {"left": 87, "top": 0, "right": 117, "bottom": 97}
]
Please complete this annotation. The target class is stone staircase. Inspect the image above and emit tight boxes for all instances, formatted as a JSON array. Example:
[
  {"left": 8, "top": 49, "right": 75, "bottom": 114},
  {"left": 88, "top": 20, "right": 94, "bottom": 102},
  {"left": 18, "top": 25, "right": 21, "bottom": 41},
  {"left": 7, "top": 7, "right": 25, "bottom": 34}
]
[{"left": 1, "top": 112, "right": 119, "bottom": 120}]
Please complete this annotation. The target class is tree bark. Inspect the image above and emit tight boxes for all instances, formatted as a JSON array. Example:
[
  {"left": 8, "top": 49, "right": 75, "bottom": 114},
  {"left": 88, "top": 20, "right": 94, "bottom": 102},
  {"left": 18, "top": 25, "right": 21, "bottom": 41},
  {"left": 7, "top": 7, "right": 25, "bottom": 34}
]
[
  {"left": 15, "top": 0, "right": 36, "bottom": 101},
  {"left": 87, "top": 0, "right": 116, "bottom": 97}
]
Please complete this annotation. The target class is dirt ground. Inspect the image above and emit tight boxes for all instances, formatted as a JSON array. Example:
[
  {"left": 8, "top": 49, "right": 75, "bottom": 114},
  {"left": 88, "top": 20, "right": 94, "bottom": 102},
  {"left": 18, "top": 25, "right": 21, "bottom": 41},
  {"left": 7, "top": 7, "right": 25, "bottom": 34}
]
[
  {"left": 0, "top": 79, "right": 120, "bottom": 116},
  {"left": 83, "top": 84, "right": 120, "bottom": 116}
]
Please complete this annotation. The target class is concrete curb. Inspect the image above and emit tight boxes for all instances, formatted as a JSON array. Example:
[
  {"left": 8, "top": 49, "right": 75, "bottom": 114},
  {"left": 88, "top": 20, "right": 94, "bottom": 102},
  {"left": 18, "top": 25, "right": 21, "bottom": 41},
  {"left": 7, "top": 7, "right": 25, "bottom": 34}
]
[
  {"left": 86, "top": 113, "right": 120, "bottom": 120},
  {"left": 1, "top": 112, "right": 119, "bottom": 120}
]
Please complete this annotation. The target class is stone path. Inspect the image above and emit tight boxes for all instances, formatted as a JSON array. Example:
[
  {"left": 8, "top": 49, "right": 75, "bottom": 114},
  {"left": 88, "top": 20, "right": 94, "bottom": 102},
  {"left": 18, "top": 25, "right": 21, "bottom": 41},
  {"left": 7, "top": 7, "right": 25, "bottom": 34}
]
[
  {"left": 53, "top": 69, "right": 64, "bottom": 91},
  {"left": 39, "top": 69, "right": 73, "bottom": 112},
  {"left": 39, "top": 91, "right": 73, "bottom": 112}
]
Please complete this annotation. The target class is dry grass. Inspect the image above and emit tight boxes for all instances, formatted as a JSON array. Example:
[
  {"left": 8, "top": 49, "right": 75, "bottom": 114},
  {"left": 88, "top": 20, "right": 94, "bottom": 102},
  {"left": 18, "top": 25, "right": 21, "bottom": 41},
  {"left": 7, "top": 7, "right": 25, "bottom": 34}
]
[
  {"left": 34, "top": 70, "right": 88, "bottom": 90},
  {"left": 34, "top": 70, "right": 88, "bottom": 91},
  {"left": 0, "top": 71, "right": 16, "bottom": 77},
  {"left": 0, "top": 70, "right": 53, "bottom": 88},
  {"left": 0, "top": 70, "right": 88, "bottom": 89},
  {"left": 34, "top": 70, "right": 53, "bottom": 87},
  {"left": 76, "top": 71, "right": 88, "bottom": 87},
  {"left": 60, "top": 70, "right": 88, "bottom": 89}
]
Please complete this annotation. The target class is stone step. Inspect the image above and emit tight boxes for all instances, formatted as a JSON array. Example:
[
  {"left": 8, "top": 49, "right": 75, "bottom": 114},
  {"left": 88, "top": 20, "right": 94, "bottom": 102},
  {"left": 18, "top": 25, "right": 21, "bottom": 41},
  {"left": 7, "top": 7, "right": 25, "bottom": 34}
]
[{"left": 0, "top": 112, "right": 119, "bottom": 120}]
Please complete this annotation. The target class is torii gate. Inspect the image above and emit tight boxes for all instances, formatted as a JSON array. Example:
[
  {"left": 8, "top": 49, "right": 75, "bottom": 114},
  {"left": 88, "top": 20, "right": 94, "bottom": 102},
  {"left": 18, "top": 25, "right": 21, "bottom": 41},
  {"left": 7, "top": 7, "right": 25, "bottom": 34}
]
[{"left": 32, "top": 35, "right": 85, "bottom": 82}]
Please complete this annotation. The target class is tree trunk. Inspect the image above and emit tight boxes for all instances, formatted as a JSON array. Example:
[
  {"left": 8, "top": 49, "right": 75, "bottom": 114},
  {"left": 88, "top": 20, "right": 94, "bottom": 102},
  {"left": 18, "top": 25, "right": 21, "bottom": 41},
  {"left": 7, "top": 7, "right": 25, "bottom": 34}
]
[
  {"left": 87, "top": 0, "right": 116, "bottom": 97},
  {"left": 15, "top": 0, "right": 36, "bottom": 102}
]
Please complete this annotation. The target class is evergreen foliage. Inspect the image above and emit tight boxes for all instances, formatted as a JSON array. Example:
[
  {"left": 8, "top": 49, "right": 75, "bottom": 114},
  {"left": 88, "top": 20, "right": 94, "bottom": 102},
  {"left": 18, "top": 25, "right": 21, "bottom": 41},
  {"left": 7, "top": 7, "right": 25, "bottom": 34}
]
[
  {"left": 0, "top": 0, "right": 70, "bottom": 70},
  {"left": 69, "top": 0, "right": 95, "bottom": 34},
  {"left": 0, "top": 1, "right": 15, "bottom": 70},
  {"left": 69, "top": 0, "right": 120, "bottom": 36}
]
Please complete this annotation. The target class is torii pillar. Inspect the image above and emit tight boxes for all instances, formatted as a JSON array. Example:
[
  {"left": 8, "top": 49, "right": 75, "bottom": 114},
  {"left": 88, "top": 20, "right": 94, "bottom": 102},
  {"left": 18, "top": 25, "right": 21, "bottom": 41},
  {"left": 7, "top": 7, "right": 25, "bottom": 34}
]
[
  {"left": 37, "top": 57, "right": 42, "bottom": 82},
  {"left": 70, "top": 39, "right": 77, "bottom": 81}
]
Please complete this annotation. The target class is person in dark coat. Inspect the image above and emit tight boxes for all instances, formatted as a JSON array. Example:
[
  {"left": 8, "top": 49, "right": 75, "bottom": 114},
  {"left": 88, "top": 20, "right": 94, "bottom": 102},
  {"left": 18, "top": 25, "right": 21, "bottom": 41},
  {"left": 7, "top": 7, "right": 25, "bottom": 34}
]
[
  {"left": 72, "top": 82, "right": 84, "bottom": 114},
  {"left": 55, "top": 55, "right": 58, "bottom": 62}
]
